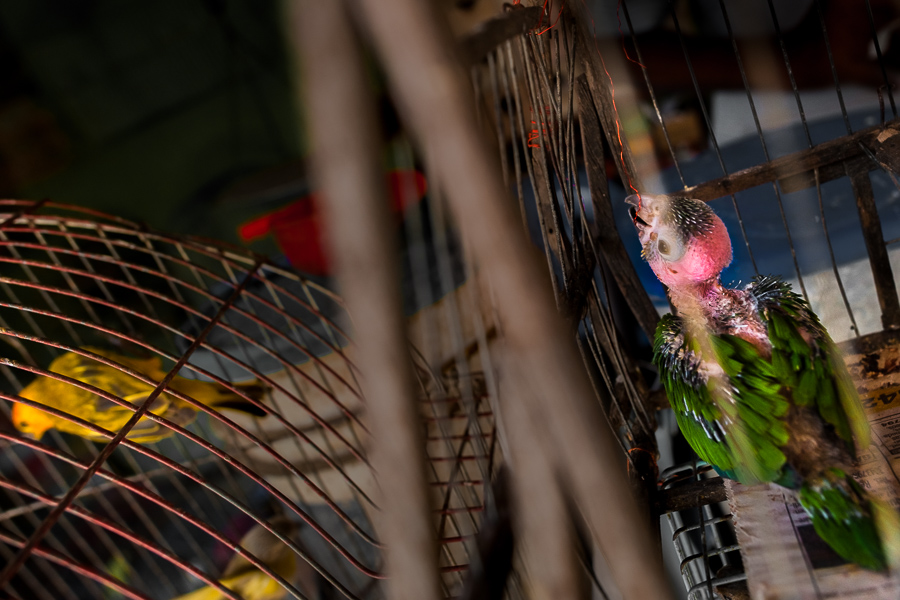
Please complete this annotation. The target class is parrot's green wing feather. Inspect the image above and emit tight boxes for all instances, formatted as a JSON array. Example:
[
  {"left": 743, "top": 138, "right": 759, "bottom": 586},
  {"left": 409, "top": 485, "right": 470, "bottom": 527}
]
[
  {"left": 750, "top": 276, "right": 869, "bottom": 454},
  {"left": 653, "top": 313, "right": 789, "bottom": 484}
]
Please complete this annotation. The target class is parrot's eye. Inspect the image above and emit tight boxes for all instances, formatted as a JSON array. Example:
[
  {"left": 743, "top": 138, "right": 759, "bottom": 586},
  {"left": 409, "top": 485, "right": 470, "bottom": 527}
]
[{"left": 655, "top": 234, "right": 685, "bottom": 261}]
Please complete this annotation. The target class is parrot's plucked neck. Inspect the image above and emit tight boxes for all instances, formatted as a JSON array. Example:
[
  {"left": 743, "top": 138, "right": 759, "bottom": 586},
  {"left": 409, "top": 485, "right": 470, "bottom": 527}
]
[
  {"left": 669, "top": 277, "right": 730, "bottom": 321},
  {"left": 670, "top": 274, "right": 771, "bottom": 354}
]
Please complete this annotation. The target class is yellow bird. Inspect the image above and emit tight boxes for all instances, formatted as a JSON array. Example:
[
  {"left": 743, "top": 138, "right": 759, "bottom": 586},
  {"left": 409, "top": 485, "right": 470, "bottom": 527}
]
[
  {"left": 174, "top": 516, "right": 301, "bottom": 600},
  {"left": 11, "top": 347, "right": 266, "bottom": 443}
]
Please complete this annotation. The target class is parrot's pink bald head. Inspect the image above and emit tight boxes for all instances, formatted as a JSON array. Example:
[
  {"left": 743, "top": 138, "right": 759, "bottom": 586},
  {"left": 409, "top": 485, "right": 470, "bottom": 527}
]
[{"left": 625, "top": 193, "right": 732, "bottom": 290}]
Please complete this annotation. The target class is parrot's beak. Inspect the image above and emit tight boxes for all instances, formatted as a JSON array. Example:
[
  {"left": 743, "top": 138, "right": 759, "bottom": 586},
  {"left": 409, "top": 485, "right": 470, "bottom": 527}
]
[
  {"left": 625, "top": 193, "right": 671, "bottom": 252},
  {"left": 624, "top": 194, "right": 647, "bottom": 226},
  {"left": 625, "top": 194, "right": 652, "bottom": 239}
]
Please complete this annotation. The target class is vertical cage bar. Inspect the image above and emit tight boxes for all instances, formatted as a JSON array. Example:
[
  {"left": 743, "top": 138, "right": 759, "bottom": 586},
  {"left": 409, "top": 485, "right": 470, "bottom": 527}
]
[
  {"left": 576, "top": 74, "right": 659, "bottom": 339},
  {"left": 292, "top": 2, "right": 442, "bottom": 600},
  {"left": 847, "top": 165, "right": 900, "bottom": 329}
]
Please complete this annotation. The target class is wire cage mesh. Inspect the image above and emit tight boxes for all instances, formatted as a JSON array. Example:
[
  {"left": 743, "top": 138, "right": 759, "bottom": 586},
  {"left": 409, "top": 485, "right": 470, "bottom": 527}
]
[{"left": 0, "top": 199, "right": 502, "bottom": 599}]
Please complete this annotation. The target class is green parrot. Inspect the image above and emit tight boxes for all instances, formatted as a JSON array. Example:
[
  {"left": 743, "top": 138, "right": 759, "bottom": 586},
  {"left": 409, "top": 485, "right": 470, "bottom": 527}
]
[{"left": 627, "top": 192, "right": 890, "bottom": 570}]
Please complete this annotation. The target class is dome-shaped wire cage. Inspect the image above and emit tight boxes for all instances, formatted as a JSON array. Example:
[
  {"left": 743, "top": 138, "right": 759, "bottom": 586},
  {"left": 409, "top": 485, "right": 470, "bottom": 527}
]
[{"left": 0, "top": 200, "right": 499, "bottom": 599}]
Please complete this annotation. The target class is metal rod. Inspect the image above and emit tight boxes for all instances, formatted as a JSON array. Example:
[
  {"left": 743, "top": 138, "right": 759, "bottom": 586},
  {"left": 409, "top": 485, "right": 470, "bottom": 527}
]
[
  {"left": 847, "top": 166, "right": 900, "bottom": 329},
  {"left": 669, "top": 3, "right": 768, "bottom": 284},
  {"left": 619, "top": 0, "right": 685, "bottom": 186},
  {"left": 813, "top": 0, "right": 852, "bottom": 135},
  {"left": 0, "top": 530, "right": 152, "bottom": 600},
  {"left": 291, "top": 2, "right": 442, "bottom": 600},
  {"left": 576, "top": 74, "right": 659, "bottom": 339},
  {"left": 864, "top": 0, "right": 897, "bottom": 117},
  {"left": 498, "top": 354, "right": 586, "bottom": 600},
  {"left": 0, "top": 477, "right": 247, "bottom": 600}
]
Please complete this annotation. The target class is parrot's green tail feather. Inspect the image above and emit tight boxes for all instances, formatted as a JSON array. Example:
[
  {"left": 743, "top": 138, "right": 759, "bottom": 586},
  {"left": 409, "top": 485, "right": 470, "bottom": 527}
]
[{"left": 798, "top": 468, "right": 887, "bottom": 571}]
